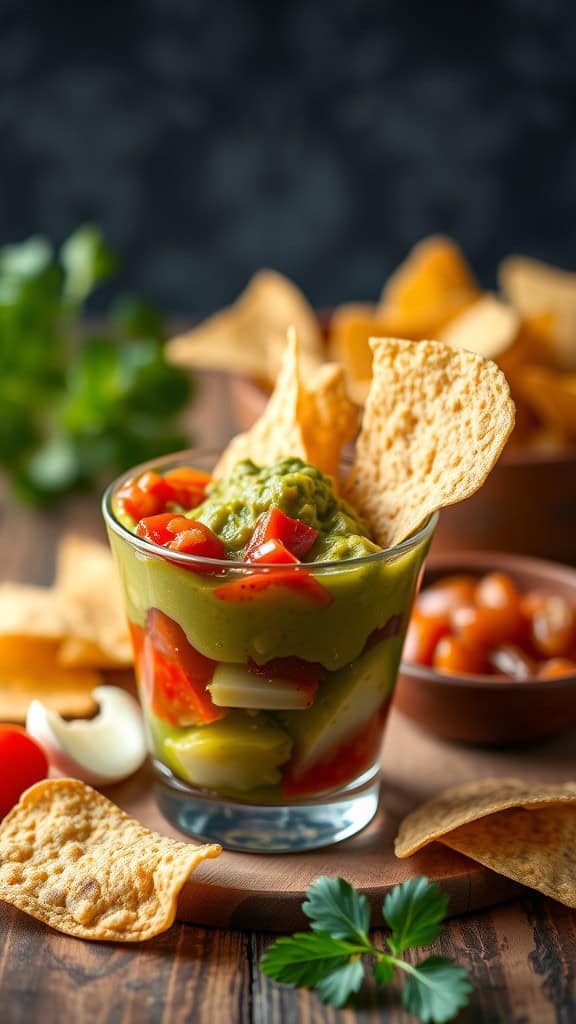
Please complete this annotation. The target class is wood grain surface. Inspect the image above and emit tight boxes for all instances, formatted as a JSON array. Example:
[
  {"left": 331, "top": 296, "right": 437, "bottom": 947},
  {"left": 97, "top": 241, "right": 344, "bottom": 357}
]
[{"left": 1, "top": 371, "right": 576, "bottom": 1023}]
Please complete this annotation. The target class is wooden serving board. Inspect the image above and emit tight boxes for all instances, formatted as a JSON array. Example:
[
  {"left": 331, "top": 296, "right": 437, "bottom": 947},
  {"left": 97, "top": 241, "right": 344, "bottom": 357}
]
[{"left": 104, "top": 709, "right": 576, "bottom": 932}]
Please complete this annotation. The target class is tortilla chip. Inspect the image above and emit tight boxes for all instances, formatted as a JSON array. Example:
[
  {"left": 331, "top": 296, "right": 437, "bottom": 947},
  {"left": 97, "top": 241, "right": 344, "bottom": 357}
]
[
  {"left": 0, "top": 584, "right": 71, "bottom": 640},
  {"left": 442, "top": 806, "right": 576, "bottom": 907},
  {"left": 499, "top": 256, "right": 576, "bottom": 370},
  {"left": 395, "top": 777, "right": 576, "bottom": 857},
  {"left": 214, "top": 330, "right": 356, "bottom": 483},
  {"left": 439, "top": 294, "right": 519, "bottom": 362},
  {"left": 55, "top": 536, "right": 132, "bottom": 668},
  {"left": 378, "top": 236, "right": 480, "bottom": 336},
  {"left": 0, "top": 779, "right": 221, "bottom": 941},
  {"left": 330, "top": 304, "right": 382, "bottom": 388},
  {"left": 344, "top": 338, "right": 515, "bottom": 547},
  {"left": 0, "top": 641, "right": 100, "bottom": 720},
  {"left": 514, "top": 365, "right": 576, "bottom": 442},
  {"left": 166, "top": 269, "right": 324, "bottom": 385}
]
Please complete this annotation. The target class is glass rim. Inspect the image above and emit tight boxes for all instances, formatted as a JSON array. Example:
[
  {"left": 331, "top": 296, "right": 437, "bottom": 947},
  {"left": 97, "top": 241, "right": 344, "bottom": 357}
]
[{"left": 102, "top": 447, "right": 438, "bottom": 572}]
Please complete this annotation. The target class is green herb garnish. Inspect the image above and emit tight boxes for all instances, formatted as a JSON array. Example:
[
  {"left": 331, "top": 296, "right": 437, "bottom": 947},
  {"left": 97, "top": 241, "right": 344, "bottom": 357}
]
[
  {"left": 0, "top": 225, "right": 191, "bottom": 504},
  {"left": 261, "top": 875, "right": 472, "bottom": 1021}
]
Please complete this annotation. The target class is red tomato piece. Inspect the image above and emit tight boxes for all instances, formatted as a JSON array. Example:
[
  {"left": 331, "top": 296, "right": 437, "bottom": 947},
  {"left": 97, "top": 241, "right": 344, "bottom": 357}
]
[
  {"left": 163, "top": 467, "right": 212, "bottom": 509},
  {"left": 530, "top": 595, "right": 576, "bottom": 659},
  {"left": 416, "top": 575, "right": 477, "bottom": 617},
  {"left": 213, "top": 568, "right": 332, "bottom": 606},
  {"left": 451, "top": 604, "right": 529, "bottom": 650},
  {"left": 538, "top": 658, "right": 576, "bottom": 679},
  {"left": 403, "top": 609, "right": 451, "bottom": 667},
  {"left": 245, "top": 508, "right": 318, "bottom": 560},
  {"left": 433, "top": 635, "right": 490, "bottom": 675},
  {"left": 132, "top": 612, "right": 223, "bottom": 726},
  {"left": 136, "top": 513, "right": 190, "bottom": 546},
  {"left": 282, "top": 701, "right": 390, "bottom": 798},
  {"left": 0, "top": 726, "right": 48, "bottom": 818},
  {"left": 247, "top": 656, "right": 325, "bottom": 686},
  {"left": 168, "top": 522, "right": 227, "bottom": 562},
  {"left": 475, "top": 572, "right": 521, "bottom": 612},
  {"left": 245, "top": 539, "right": 299, "bottom": 565}
]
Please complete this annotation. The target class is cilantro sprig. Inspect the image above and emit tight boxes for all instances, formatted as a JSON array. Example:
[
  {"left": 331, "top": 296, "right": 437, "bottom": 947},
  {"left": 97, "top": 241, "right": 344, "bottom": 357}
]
[
  {"left": 261, "top": 876, "right": 472, "bottom": 1022},
  {"left": 0, "top": 225, "right": 191, "bottom": 505}
]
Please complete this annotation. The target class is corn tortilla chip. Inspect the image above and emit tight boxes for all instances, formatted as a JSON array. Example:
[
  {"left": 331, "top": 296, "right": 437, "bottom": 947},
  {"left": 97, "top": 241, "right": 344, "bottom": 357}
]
[
  {"left": 0, "top": 638, "right": 100, "bottom": 720},
  {"left": 499, "top": 255, "right": 576, "bottom": 370},
  {"left": 167, "top": 269, "right": 323, "bottom": 385},
  {"left": 514, "top": 365, "right": 576, "bottom": 442},
  {"left": 215, "top": 330, "right": 356, "bottom": 483},
  {"left": 0, "top": 778, "right": 221, "bottom": 941},
  {"left": 55, "top": 536, "right": 132, "bottom": 668},
  {"left": 395, "top": 777, "right": 576, "bottom": 857},
  {"left": 0, "top": 584, "right": 72, "bottom": 640},
  {"left": 378, "top": 236, "right": 480, "bottom": 336},
  {"left": 344, "top": 338, "right": 515, "bottom": 547},
  {"left": 439, "top": 294, "right": 519, "bottom": 362}
]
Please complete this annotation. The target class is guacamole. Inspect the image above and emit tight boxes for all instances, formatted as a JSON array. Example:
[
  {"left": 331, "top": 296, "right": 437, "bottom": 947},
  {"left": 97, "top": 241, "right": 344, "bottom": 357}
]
[{"left": 190, "top": 457, "right": 381, "bottom": 561}]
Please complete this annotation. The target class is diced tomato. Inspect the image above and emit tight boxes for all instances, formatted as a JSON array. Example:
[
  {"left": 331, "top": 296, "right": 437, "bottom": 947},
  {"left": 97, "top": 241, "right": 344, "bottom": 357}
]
[
  {"left": 416, "top": 575, "right": 477, "bottom": 617},
  {"left": 247, "top": 656, "right": 325, "bottom": 686},
  {"left": 282, "top": 701, "right": 390, "bottom": 798},
  {"left": 136, "top": 513, "right": 191, "bottom": 546},
  {"left": 403, "top": 609, "right": 451, "bottom": 667},
  {"left": 163, "top": 467, "right": 212, "bottom": 509},
  {"left": 433, "top": 635, "right": 490, "bottom": 675},
  {"left": 245, "top": 508, "right": 318, "bottom": 560},
  {"left": 168, "top": 522, "right": 227, "bottom": 563},
  {"left": 245, "top": 539, "right": 299, "bottom": 565},
  {"left": 213, "top": 568, "right": 332, "bottom": 606},
  {"left": 0, "top": 725, "right": 48, "bottom": 818},
  {"left": 131, "top": 612, "right": 224, "bottom": 726},
  {"left": 538, "top": 658, "right": 576, "bottom": 679}
]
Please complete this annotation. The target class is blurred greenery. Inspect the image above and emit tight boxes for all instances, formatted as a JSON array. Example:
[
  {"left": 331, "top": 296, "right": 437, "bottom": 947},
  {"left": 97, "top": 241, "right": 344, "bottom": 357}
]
[{"left": 0, "top": 225, "right": 193, "bottom": 505}]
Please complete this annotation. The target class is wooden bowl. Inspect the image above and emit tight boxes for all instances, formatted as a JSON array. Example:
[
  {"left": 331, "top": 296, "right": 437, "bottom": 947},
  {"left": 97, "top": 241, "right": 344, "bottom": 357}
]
[
  {"left": 228, "top": 375, "right": 576, "bottom": 564},
  {"left": 394, "top": 550, "right": 576, "bottom": 746}
]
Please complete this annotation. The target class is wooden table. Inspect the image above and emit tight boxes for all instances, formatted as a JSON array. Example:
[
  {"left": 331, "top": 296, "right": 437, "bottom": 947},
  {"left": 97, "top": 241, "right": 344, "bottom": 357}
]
[{"left": 2, "top": 372, "right": 576, "bottom": 1024}]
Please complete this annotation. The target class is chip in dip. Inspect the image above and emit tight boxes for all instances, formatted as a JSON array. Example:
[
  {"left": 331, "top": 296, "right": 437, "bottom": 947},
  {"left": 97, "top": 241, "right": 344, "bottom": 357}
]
[{"left": 104, "top": 333, "right": 513, "bottom": 852}]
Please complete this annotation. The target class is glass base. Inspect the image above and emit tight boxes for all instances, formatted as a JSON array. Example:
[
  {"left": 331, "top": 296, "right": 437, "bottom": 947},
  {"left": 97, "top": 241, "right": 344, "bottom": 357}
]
[{"left": 153, "top": 761, "right": 381, "bottom": 852}]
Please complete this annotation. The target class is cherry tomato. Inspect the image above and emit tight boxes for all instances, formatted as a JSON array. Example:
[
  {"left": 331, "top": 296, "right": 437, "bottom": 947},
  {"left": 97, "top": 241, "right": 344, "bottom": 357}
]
[
  {"left": 538, "top": 658, "right": 576, "bottom": 679},
  {"left": 451, "top": 604, "right": 529, "bottom": 649},
  {"left": 416, "top": 575, "right": 477, "bottom": 617},
  {"left": 245, "top": 539, "right": 299, "bottom": 565},
  {"left": 245, "top": 508, "right": 318, "bottom": 560},
  {"left": 475, "top": 572, "right": 521, "bottom": 613},
  {"left": 0, "top": 726, "right": 48, "bottom": 818},
  {"left": 530, "top": 595, "right": 576, "bottom": 659},
  {"left": 403, "top": 609, "right": 451, "bottom": 667},
  {"left": 433, "top": 635, "right": 490, "bottom": 675},
  {"left": 488, "top": 645, "right": 535, "bottom": 680},
  {"left": 213, "top": 568, "right": 332, "bottom": 606},
  {"left": 162, "top": 467, "right": 212, "bottom": 509}
]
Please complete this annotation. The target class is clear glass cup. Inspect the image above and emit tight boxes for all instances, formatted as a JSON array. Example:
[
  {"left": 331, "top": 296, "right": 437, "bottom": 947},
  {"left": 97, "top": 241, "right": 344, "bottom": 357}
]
[{"left": 103, "top": 449, "right": 436, "bottom": 852}]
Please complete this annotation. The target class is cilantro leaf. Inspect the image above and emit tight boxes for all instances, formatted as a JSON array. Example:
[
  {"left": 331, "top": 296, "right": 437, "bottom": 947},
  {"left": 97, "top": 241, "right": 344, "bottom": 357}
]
[
  {"left": 316, "top": 960, "right": 364, "bottom": 1007},
  {"left": 261, "top": 931, "right": 355, "bottom": 988},
  {"left": 303, "top": 876, "right": 370, "bottom": 944},
  {"left": 384, "top": 876, "right": 448, "bottom": 954},
  {"left": 401, "top": 957, "right": 472, "bottom": 1024}
]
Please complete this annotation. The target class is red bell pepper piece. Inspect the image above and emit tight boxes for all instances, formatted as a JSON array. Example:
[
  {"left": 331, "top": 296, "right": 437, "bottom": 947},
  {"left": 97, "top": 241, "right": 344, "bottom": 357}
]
[
  {"left": 213, "top": 567, "right": 332, "bottom": 606},
  {"left": 245, "top": 508, "right": 318, "bottom": 560},
  {"left": 130, "top": 612, "right": 224, "bottom": 726},
  {"left": 245, "top": 539, "right": 299, "bottom": 565},
  {"left": 163, "top": 467, "right": 212, "bottom": 509}
]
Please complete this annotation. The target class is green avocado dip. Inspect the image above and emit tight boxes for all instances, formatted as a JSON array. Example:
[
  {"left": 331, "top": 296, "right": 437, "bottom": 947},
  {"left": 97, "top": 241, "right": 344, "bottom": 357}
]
[{"left": 189, "top": 457, "right": 381, "bottom": 561}]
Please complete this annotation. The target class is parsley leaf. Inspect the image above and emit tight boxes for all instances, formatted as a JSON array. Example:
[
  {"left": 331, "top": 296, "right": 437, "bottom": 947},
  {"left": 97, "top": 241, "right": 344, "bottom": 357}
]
[
  {"left": 400, "top": 957, "right": 473, "bottom": 1024},
  {"left": 384, "top": 876, "right": 448, "bottom": 954},
  {"left": 303, "top": 875, "right": 371, "bottom": 944},
  {"left": 260, "top": 875, "right": 471, "bottom": 1021}
]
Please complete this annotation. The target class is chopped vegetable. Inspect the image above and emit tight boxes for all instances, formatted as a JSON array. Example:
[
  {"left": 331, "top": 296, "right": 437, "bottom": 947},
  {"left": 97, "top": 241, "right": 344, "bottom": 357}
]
[
  {"left": 244, "top": 508, "right": 319, "bottom": 560},
  {"left": 0, "top": 725, "right": 48, "bottom": 817}
]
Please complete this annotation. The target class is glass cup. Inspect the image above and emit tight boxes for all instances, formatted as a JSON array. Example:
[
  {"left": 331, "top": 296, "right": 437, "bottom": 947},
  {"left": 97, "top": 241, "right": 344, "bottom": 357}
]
[{"left": 103, "top": 449, "right": 436, "bottom": 852}]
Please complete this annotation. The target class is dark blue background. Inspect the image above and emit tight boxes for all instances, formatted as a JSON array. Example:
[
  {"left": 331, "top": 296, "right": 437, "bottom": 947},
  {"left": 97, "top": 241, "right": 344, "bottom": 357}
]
[{"left": 1, "top": 0, "right": 575, "bottom": 313}]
